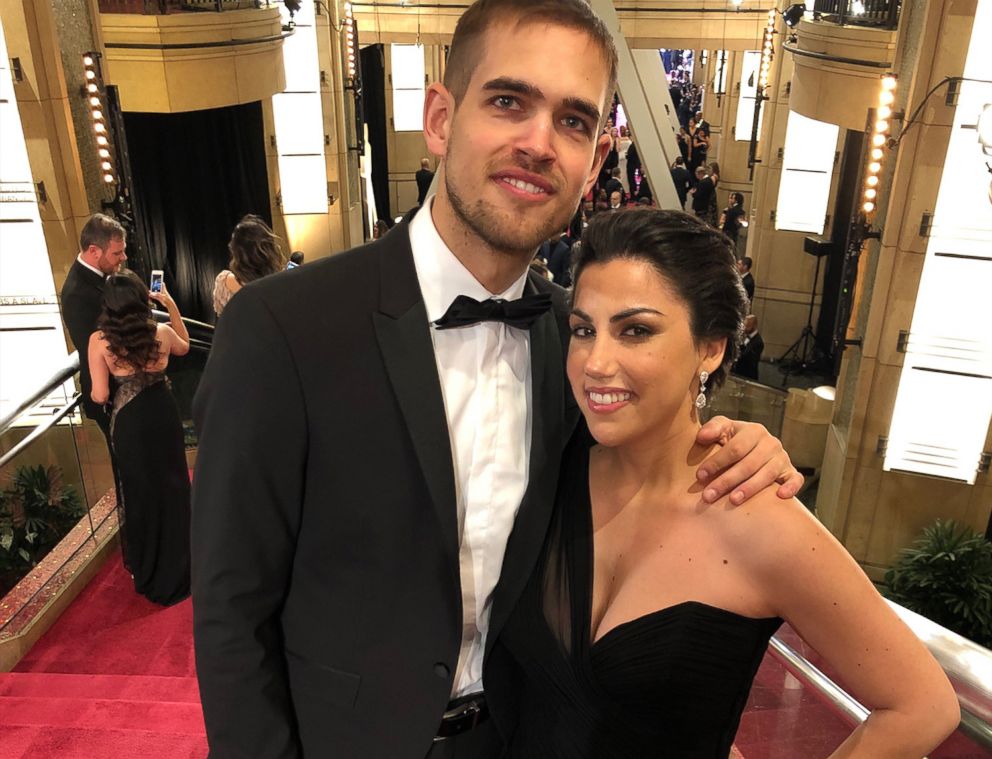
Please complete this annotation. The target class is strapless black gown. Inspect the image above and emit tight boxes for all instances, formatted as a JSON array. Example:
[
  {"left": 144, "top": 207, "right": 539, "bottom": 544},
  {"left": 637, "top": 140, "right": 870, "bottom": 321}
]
[{"left": 501, "top": 430, "right": 782, "bottom": 758}]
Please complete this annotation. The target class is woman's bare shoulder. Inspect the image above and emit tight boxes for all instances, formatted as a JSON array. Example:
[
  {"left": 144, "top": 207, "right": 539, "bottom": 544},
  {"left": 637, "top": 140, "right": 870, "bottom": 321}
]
[{"left": 713, "top": 487, "right": 829, "bottom": 571}]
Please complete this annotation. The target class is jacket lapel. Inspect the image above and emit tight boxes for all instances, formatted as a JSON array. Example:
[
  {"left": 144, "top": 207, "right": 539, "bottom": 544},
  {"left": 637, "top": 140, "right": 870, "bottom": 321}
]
[{"left": 371, "top": 226, "right": 460, "bottom": 577}]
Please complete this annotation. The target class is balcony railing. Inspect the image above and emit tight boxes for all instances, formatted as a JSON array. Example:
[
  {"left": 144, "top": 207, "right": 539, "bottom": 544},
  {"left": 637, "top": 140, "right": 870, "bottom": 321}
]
[
  {"left": 811, "top": 0, "right": 901, "bottom": 29},
  {"left": 97, "top": 0, "right": 269, "bottom": 14}
]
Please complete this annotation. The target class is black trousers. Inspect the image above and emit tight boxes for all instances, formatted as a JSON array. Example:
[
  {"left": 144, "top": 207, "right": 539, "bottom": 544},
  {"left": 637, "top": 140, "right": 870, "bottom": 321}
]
[{"left": 425, "top": 719, "right": 502, "bottom": 759}]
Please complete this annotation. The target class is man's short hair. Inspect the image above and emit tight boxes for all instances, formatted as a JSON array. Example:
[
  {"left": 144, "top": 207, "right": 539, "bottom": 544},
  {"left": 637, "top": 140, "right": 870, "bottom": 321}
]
[
  {"left": 674, "top": 157, "right": 685, "bottom": 166},
  {"left": 80, "top": 213, "right": 126, "bottom": 252},
  {"left": 695, "top": 166, "right": 707, "bottom": 178},
  {"left": 443, "top": 0, "right": 618, "bottom": 124},
  {"left": 611, "top": 167, "right": 621, "bottom": 178},
  {"left": 742, "top": 256, "right": 753, "bottom": 271}
]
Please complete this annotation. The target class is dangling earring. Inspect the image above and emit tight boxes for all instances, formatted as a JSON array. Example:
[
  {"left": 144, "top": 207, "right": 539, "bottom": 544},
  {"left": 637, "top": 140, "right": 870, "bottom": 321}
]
[{"left": 695, "top": 370, "right": 709, "bottom": 409}]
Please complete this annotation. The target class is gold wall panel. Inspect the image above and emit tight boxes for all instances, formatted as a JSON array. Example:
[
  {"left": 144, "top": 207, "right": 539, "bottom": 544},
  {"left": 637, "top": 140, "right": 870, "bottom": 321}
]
[
  {"left": 99, "top": 8, "right": 286, "bottom": 113},
  {"left": 789, "top": 20, "right": 897, "bottom": 131}
]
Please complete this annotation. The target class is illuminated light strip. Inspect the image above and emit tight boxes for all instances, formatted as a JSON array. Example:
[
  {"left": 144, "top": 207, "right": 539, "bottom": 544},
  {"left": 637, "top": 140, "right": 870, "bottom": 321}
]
[
  {"left": 862, "top": 73, "right": 897, "bottom": 214},
  {"left": 81, "top": 52, "right": 116, "bottom": 186},
  {"left": 344, "top": 2, "right": 356, "bottom": 80},
  {"left": 758, "top": 8, "right": 776, "bottom": 92}
]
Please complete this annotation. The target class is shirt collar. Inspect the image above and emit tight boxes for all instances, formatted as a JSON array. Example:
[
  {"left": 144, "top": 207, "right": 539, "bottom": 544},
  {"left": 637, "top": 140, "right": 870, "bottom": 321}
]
[
  {"left": 76, "top": 254, "right": 105, "bottom": 279},
  {"left": 409, "top": 197, "right": 529, "bottom": 324}
]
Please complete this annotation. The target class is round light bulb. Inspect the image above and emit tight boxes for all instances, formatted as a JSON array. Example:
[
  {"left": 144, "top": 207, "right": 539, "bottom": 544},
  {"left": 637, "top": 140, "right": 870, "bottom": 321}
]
[
  {"left": 101, "top": 161, "right": 112, "bottom": 170},
  {"left": 868, "top": 162, "right": 881, "bottom": 174},
  {"left": 94, "top": 123, "right": 106, "bottom": 133},
  {"left": 103, "top": 173, "right": 115, "bottom": 183},
  {"left": 96, "top": 135, "right": 108, "bottom": 146},
  {"left": 881, "top": 76, "right": 897, "bottom": 91},
  {"left": 863, "top": 201, "right": 875, "bottom": 212},
  {"left": 880, "top": 91, "right": 894, "bottom": 106},
  {"left": 89, "top": 96, "right": 100, "bottom": 107},
  {"left": 864, "top": 188, "right": 876, "bottom": 200},
  {"left": 92, "top": 110, "right": 104, "bottom": 121},
  {"left": 83, "top": 55, "right": 94, "bottom": 66},
  {"left": 875, "top": 120, "right": 888, "bottom": 133},
  {"left": 98, "top": 148, "right": 110, "bottom": 158},
  {"left": 872, "top": 133, "right": 887, "bottom": 147},
  {"left": 878, "top": 105, "right": 891, "bottom": 119},
  {"left": 85, "top": 70, "right": 96, "bottom": 80},
  {"left": 871, "top": 148, "right": 884, "bottom": 160},
  {"left": 87, "top": 83, "right": 98, "bottom": 93},
  {"left": 866, "top": 175, "right": 879, "bottom": 187}
]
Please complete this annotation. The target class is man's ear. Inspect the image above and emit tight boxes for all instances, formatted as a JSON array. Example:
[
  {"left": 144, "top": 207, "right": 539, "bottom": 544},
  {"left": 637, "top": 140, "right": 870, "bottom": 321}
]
[
  {"left": 583, "top": 132, "right": 613, "bottom": 197},
  {"left": 424, "top": 83, "right": 455, "bottom": 158}
]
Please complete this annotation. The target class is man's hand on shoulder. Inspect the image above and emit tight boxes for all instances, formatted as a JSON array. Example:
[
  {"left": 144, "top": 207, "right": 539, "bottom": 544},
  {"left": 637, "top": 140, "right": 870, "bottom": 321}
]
[{"left": 694, "top": 417, "right": 803, "bottom": 505}]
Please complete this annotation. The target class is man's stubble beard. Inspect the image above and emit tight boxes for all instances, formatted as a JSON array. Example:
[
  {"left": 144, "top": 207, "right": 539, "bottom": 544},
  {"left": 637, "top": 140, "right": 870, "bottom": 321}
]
[{"left": 444, "top": 139, "right": 577, "bottom": 258}]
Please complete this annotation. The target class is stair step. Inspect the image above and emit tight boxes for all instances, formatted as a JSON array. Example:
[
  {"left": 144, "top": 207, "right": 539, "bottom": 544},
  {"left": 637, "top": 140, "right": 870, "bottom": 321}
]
[
  {"left": 0, "top": 672, "right": 200, "bottom": 703},
  {"left": 0, "top": 694, "right": 206, "bottom": 735},
  {"left": 1, "top": 724, "right": 207, "bottom": 759}
]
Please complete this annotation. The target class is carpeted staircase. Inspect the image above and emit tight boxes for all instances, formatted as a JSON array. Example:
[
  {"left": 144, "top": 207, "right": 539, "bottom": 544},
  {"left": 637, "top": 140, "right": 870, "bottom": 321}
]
[{"left": 0, "top": 558, "right": 207, "bottom": 759}]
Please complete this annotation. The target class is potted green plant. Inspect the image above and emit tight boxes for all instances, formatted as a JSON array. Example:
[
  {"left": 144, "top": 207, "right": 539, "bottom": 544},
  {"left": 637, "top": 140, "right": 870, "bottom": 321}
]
[
  {"left": 0, "top": 464, "right": 85, "bottom": 596},
  {"left": 885, "top": 519, "right": 992, "bottom": 648}
]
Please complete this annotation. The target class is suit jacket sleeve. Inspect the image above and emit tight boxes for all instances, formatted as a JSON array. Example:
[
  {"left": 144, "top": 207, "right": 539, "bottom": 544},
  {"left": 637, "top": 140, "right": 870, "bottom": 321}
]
[{"left": 191, "top": 287, "right": 308, "bottom": 759}]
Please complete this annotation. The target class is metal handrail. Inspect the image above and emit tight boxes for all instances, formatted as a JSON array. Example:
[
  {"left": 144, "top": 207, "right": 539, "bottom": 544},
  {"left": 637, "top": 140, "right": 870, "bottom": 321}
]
[
  {"left": 0, "top": 396, "right": 83, "bottom": 470},
  {"left": 769, "top": 601, "right": 992, "bottom": 750},
  {"left": 0, "top": 353, "right": 80, "bottom": 436},
  {"left": 769, "top": 635, "right": 870, "bottom": 723}
]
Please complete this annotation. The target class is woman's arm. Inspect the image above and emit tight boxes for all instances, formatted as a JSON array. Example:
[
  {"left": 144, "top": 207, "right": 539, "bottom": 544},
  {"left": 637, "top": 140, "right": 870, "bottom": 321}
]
[
  {"left": 740, "top": 497, "right": 960, "bottom": 757},
  {"left": 150, "top": 284, "right": 190, "bottom": 355},
  {"left": 87, "top": 332, "right": 111, "bottom": 405}
]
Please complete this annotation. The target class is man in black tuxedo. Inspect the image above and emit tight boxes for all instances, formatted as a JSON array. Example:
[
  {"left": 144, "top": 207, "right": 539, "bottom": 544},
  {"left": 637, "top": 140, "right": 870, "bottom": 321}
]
[
  {"left": 670, "top": 156, "right": 691, "bottom": 209},
  {"left": 739, "top": 256, "right": 756, "bottom": 303},
  {"left": 59, "top": 214, "right": 128, "bottom": 491},
  {"left": 604, "top": 166, "right": 625, "bottom": 204},
  {"left": 416, "top": 157, "right": 435, "bottom": 206},
  {"left": 733, "top": 314, "right": 764, "bottom": 381},
  {"left": 191, "top": 1, "right": 801, "bottom": 757}
]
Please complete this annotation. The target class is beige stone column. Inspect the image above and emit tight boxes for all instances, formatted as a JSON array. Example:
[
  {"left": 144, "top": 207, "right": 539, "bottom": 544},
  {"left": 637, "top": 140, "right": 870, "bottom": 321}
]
[{"left": 815, "top": 0, "right": 991, "bottom": 579}]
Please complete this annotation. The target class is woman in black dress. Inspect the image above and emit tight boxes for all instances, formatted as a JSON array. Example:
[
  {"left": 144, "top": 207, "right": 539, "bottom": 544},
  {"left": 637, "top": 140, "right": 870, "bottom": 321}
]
[
  {"left": 498, "top": 210, "right": 958, "bottom": 757},
  {"left": 88, "top": 270, "right": 192, "bottom": 606}
]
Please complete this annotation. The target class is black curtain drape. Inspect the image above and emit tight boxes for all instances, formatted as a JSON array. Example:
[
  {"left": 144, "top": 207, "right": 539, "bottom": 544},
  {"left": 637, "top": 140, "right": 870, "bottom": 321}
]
[
  {"left": 361, "top": 44, "right": 391, "bottom": 222},
  {"left": 123, "top": 101, "right": 270, "bottom": 324}
]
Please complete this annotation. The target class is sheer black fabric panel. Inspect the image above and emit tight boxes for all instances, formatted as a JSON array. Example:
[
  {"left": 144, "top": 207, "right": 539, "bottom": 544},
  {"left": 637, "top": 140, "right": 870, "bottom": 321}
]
[{"left": 123, "top": 101, "right": 271, "bottom": 323}]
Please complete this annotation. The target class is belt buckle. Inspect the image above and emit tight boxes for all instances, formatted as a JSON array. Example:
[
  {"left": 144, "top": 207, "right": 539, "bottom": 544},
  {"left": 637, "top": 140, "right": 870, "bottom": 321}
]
[
  {"left": 444, "top": 699, "right": 481, "bottom": 722},
  {"left": 433, "top": 697, "right": 484, "bottom": 743}
]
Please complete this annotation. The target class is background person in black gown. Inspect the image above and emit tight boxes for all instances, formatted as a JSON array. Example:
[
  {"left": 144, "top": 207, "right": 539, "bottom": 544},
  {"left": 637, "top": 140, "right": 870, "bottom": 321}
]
[
  {"left": 88, "top": 271, "right": 192, "bottom": 606},
  {"left": 495, "top": 210, "right": 958, "bottom": 758}
]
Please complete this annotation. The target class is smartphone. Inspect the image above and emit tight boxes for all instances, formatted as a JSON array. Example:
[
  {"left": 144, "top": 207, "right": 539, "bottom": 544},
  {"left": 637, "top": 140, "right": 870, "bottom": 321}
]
[{"left": 150, "top": 270, "right": 164, "bottom": 293}]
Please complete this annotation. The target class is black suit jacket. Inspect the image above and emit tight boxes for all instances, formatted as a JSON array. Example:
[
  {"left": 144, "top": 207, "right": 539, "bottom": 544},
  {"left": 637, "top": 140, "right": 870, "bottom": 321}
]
[
  {"left": 415, "top": 168, "right": 435, "bottom": 205},
  {"left": 742, "top": 271, "right": 755, "bottom": 303},
  {"left": 733, "top": 332, "right": 764, "bottom": 381},
  {"left": 191, "top": 223, "right": 579, "bottom": 758},
  {"left": 670, "top": 166, "right": 691, "bottom": 207},
  {"left": 60, "top": 259, "right": 109, "bottom": 426}
]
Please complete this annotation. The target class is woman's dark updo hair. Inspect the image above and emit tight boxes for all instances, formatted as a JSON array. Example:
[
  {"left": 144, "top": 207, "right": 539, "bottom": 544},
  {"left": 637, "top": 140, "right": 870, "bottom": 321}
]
[
  {"left": 228, "top": 214, "right": 284, "bottom": 285},
  {"left": 572, "top": 209, "right": 747, "bottom": 390},
  {"left": 97, "top": 270, "right": 159, "bottom": 374}
]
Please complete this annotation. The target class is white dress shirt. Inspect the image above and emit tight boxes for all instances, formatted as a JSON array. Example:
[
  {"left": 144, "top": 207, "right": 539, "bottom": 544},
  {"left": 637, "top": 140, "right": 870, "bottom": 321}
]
[
  {"left": 76, "top": 254, "right": 105, "bottom": 278},
  {"left": 408, "top": 200, "right": 533, "bottom": 697}
]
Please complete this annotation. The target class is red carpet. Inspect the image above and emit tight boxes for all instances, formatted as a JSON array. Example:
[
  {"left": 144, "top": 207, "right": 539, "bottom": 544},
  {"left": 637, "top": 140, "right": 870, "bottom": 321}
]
[{"left": 0, "top": 557, "right": 207, "bottom": 758}]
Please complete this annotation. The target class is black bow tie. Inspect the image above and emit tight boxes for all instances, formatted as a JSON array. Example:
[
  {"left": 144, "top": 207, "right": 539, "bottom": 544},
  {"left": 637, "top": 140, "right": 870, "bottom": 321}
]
[{"left": 434, "top": 292, "right": 552, "bottom": 331}]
